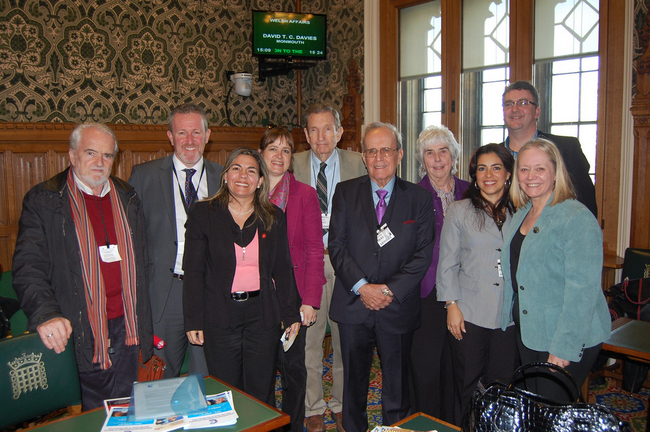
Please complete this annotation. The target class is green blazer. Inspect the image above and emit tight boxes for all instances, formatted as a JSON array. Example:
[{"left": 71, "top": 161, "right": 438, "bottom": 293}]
[{"left": 500, "top": 196, "right": 610, "bottom": 362}]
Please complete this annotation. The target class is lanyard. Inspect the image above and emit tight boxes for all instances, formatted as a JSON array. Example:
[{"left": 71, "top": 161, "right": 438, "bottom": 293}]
[{"left": 172, "top": 164, "right": 206, "bottom": 215}]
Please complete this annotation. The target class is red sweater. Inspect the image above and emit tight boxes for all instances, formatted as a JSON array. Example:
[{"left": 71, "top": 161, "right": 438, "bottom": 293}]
[{"left": 83, "top": 192, "right": 124, "bottom": 319}]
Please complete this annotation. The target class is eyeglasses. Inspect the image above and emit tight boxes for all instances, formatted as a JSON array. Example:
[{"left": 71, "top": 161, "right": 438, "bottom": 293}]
[
  {"left": 503, "top": 99, "right": 537, "bottom": 109},
  {"left": 364, "top": 147, "right": 398, "bottom": 158}
]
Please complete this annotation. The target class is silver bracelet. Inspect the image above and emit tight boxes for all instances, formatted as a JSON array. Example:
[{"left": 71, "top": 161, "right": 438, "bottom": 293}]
[{"left": 444, "top": 300, "right": 458, "bottom": 310}]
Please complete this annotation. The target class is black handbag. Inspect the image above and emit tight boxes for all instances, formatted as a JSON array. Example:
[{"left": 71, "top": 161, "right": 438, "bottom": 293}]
[
  {"left": 462, "top": 362, "right": 632, "bottom": 432},
  {"left": 606, "top": 277, "right": 650, "bottom": 321}
]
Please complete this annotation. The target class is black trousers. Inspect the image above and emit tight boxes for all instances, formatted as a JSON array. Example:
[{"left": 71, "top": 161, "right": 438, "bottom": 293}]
[
  {"left": 409, "top": 293, "right": 454, "bottom": 421},
  {"left": 277, "top": 326, "right": 307, "bottom": 432},
  {"left": 516, "top": 329, "right": 601, "bottom": 402},
  {"left": 339, "top": 312, "right": 414, "bottom": 432},
  {"left": 513, "top": 295, "right": 601, "bottom": 401},
  {"left": 78, "top": 315, "right": 140, "bottom": 411},
  {"left": 448, "top": 322, "right": 517, "bottom": 425},
  {"left": 203, "top": 295, "right": 282, "bottom": 406}
]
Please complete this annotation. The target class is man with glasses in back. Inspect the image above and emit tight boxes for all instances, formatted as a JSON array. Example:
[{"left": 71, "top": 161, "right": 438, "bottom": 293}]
[
  {"left": 501, "top": 80, "right": 597, "bottom": 217},
  {"left": 328, "top": 123, "right": 434, "bottom": 432}
]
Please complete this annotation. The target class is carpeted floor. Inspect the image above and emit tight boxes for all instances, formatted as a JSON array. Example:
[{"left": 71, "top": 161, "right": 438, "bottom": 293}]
[{"left": 275, "top": 348, "right": 650, "bottom": 432}]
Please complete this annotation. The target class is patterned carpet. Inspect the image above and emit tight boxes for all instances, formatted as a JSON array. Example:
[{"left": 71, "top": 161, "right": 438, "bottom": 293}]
[
  {"left": 275, "top": 347, "right": 383, "bottom": 431},
  {"left": 275, "top": 349, "right": 650, "bottom": 432}
]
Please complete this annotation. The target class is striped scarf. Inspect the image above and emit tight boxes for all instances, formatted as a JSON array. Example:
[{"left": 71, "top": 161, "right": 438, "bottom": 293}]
[{"left": 67, "top": 172, "right": 139, "bottom": 370}]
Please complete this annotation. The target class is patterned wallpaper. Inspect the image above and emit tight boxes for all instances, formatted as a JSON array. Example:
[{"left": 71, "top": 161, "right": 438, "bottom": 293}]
[
  {"left": 634, "top": 0, "right": 650, "bottom": 95},
  {"left": 0, "top": 0, "right": 364, "bottom": 127}
]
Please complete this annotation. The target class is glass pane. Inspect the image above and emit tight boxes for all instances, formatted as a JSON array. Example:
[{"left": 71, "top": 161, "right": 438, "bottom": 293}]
[
  {"left": 580, "top": 70, "right": 598, "bottom": 122},
  {"left": 551, "top": 74, "right": 580, "bottom": 123},
  {"left": 424, "top": 75, "right": 442, "bottom": 88},
  {"left": 463, "top": 0, "right": 510, "bottom": 70},
  {"left": 424, "top": 88, "right": 442, "bottom": 112},
  {"left": 482, "top": 81, "right": 506, "bottom": 126},
  {"left": 460, "top": 67, "right": 509, "bottom": 179},
  {"left": 582, "top": 56, "right": 599, "bottom": 71},
  {"left": 535, "top": 0, "right": 599, "bottom": 61},
  {"left": 423, "top": 112, "right": 442, "bottom": 129},
  {"left": 553, "top": 58, "right": 580, "bottom": 74},
  {"left": 550, "top": 124, "right": 578, "bottom": 138},
  {"left": 578, "top": 123, "right": 598, "bottom": 176},
  {"left": 483, "top": 67, "right": 508, "bottom": 82},
  {"left": 482, "top": 128, "right": 506, "bottom": 146},
  {"left": 400, "top": 1, "right": 442, "bottom": 78}
]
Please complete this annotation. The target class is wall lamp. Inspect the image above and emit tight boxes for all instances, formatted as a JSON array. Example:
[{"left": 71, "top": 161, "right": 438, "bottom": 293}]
[{"left": 225, "top": 71, "right": 253, "bottom": 126}]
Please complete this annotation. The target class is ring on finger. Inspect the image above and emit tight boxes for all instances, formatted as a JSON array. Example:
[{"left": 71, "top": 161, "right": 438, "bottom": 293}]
[{"left": 47, "top": 333, "right": 53, "bottom": 338}]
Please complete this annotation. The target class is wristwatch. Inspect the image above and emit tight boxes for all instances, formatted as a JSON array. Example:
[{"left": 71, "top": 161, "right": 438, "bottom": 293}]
[{"left": 444, "top": 300, "right": 458, "bottom": 310}]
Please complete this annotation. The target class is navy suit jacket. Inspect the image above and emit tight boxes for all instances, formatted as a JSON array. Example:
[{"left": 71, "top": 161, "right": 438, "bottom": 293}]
[
  {"left": 328, "top": 175, "right": 435, "bottom": 334},
  {"left": 128, "top": 156, "right": 223, "bottom": 323}
]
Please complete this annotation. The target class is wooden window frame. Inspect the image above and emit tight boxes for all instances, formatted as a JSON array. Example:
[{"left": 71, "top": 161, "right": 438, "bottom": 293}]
[{"left": 379, "top": 0, "right": 627, "bottom": 254}]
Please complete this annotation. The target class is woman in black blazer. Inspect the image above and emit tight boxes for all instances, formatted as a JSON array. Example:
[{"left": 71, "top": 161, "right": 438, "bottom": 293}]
[{"left": 183, "top": 147, "right": 301, "bottom": 405}]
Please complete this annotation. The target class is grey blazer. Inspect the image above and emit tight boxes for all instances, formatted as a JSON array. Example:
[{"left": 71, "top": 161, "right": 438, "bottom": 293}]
[
  {"left": 292, "top": 148, "right": 367, "bottom": 187},
  {"left": 128, "top": 156, "right": 223, "bottom": 323},
  {"left": 436, "top": 199, "right": 511, "bottom": 329}
]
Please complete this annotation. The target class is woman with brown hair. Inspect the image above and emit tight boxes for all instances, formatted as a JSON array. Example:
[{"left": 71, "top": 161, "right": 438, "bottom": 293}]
[{"left": 183, "top": 147, "right": 301, "bottom": 406}]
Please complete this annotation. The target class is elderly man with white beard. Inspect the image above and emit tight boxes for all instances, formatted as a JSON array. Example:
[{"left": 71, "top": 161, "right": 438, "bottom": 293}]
[{"left": 12, "top": 123, "right": 153, "bottom": 411}]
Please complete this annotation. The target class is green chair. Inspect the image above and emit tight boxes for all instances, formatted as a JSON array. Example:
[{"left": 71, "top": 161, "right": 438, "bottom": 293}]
[
  {"left": 0, "top": 332, "right": 82, "bottom": 430},
  {"left": 0, "top": 271, "right": 28, "bottom": 336}
]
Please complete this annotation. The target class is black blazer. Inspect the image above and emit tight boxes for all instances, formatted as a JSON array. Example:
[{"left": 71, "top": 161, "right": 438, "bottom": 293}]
[
  {"left": 328, "top": 175, "right": 435, "bottom": 334},
  {"left": 501, "top": 131, "right": 597, "bottom": 218},
  {"left": 536, "top": 131, "right": 597, "bottom": 218},
  {"left": 182, "top": 201, "right": 300, "bottom": 332}
]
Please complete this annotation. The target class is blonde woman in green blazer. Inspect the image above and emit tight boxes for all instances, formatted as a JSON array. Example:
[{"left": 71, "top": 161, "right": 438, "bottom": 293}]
[{"left": 500, "top": 138, "right": 610, "bottom": 401}]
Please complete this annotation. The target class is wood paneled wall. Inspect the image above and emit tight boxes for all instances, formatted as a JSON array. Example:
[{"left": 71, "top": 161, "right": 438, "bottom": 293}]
[
  {"left": 0, "top": 61, "right": 363, "bottom": 272},
  {"left": 0, "top": 122, "right": 360, "bottom": 273},
  {"left": 0, "top": 123, "right": 254, "bottom": 273}
]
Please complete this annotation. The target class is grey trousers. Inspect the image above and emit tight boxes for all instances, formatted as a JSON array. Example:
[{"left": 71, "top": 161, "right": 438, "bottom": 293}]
[{"left": 304, "top": 255, "right": 344, "bottom": 416}]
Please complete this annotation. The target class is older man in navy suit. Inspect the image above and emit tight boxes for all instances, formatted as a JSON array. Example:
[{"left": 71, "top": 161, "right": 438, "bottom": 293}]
[
  {"left": 129, "top": 104, "right": 223, "bottom": 377},
  {"left": 328, "top": 122, "right": 434, "bottom": 432}
]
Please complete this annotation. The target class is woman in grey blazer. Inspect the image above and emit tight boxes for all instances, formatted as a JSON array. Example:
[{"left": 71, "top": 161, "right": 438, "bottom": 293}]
[
  {"left": 437, "top": 144, "right": 517, "bottom": 424},
  {"left": 500, "top": 138, "right": 609, "bottom": 401}
]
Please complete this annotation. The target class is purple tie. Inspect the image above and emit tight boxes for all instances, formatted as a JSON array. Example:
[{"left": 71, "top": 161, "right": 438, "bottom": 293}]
[
  {"left": 183, "top": 168, "right": 197, "bottom": 210},
  {"left": 376, "top": 189, "right": 388, "bottom": 223}
]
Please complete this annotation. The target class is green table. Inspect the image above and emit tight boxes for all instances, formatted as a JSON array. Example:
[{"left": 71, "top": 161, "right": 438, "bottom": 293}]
[
  {"left": 603, "top": 317, "right": 650, "bottom": 362},
  {"left": 26, "top": 376, "right": 289, "bottom": 432},
  {"left": 392, "top": 412, "right": 460, "bottom": 431}
]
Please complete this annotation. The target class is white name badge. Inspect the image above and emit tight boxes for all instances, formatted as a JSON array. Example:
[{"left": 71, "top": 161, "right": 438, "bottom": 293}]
[
  {"left": 99, "top": 244, "right": 122, "bottom": 263},
  {"left": 497, "top": 258, "right": 503, "bottom": 278},
  {"left": 376, "top": 223, "right": 394, "bottom": 247},
  {"left": 321, "top": 213, "right": 331, "bottom": 230}
]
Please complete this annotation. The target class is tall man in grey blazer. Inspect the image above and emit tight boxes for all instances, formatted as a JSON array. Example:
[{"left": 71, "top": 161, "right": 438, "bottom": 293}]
[
  {"left": 129, "top": 104, "right": 223, "bottom": 377},
  {"left": 329, "top": 123, "right": 434, "bottom": 432},
  {"left": 293, "top": 103, "right": 366, "bottom": 432}
]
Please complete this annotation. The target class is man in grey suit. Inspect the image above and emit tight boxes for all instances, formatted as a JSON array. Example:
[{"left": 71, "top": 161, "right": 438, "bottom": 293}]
[
  {"left": 293, "top": 103, "right": 366, "bottom": 432},
  {"left": 129, "top": 103, "right": 223, "bottom": 377}
]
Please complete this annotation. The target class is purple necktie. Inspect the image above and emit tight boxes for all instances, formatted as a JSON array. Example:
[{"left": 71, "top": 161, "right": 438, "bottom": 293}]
[
  {"left": 183, "top": 168, "right": 197, "bottom": 210},
  {"left": 376, "top": 189, "right": 388, "bottom": 223}
]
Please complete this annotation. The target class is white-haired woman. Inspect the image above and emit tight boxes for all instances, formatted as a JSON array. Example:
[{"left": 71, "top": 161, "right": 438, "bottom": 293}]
[{"left": 410, "top": 125, "right": 470, "bottom": 421}]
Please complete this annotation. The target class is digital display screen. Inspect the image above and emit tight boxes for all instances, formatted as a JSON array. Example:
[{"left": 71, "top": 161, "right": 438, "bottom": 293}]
[{"left": 252, "top": 11, "right": 327, "bottom": 60}]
